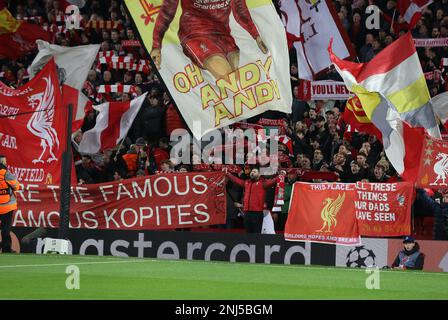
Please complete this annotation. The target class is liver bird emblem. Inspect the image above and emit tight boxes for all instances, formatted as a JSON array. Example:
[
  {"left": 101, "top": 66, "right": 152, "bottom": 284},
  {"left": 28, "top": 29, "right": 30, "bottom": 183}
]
[
  {"left": 26, "top": 76, "right": 60, "bottom": 164},
  {"left": 316, "top": 193, "right": 345, "bottom": 233},
  {"left": 430, "top": 152, "right": 448, "bottom": 186}
]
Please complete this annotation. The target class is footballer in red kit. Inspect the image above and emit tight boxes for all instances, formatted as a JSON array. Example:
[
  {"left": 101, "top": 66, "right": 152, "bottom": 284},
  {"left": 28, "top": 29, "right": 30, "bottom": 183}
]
[{"left": 151, "top": 0, "right": 268, "bottom": 81}]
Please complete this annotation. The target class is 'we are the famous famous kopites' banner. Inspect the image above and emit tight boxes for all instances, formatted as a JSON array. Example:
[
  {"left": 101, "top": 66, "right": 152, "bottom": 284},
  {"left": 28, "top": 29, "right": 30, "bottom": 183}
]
[{"left": 125, "top": 0, "right": 292, "bottom": 138}]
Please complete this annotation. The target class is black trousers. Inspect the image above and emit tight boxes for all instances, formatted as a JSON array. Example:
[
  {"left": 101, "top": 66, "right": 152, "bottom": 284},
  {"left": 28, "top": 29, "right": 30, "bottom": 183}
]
[
  {"left": 0, "top": 211, "right": 13, "bottom": 253},
  {"left": 244, "top": 211, "right": 264, "bottom": 233}
]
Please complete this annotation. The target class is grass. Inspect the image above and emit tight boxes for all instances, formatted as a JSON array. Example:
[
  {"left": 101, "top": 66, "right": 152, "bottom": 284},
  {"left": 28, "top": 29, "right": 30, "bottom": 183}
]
[{"left": 0, "top": 254, "right": 447, "bottom": 300}]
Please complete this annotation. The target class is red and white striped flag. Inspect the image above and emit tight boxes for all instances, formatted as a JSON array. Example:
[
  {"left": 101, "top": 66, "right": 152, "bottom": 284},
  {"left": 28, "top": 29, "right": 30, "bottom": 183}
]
[
  {"left": 98, "top": 50, "right": 115, "bottom": 59},
  {"left": 99, "top": 56, "right": 133, "bottom": 64},
  {"left": 397, "top": 0, "right": 433, "bottom": 28},
  {"left": 78, "top": 93, "right": 147, "bottom": 154},
  {"left": 43, "top": 24, "right": 68, "bottom": 34},
  {"left": 110, "top": 62, "right": 150, "bottom": 73},
  {"left": 97, "top": 84, "right": 138, "bottom": 95},
  {"left": 442, "top": 58, "right": 448, "bottom": 67}
]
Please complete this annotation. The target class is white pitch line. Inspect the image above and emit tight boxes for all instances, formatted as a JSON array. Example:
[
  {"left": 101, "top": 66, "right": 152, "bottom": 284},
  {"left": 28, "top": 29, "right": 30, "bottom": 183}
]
[
  {"left": 0, "top": 260, "right": 147, "bottom": 269},
  {"left": 1, "top": 256, "right": 448, "bottom": 276},
  {"left": 162, "top": 259, "right": 448, "bottom": 276}
]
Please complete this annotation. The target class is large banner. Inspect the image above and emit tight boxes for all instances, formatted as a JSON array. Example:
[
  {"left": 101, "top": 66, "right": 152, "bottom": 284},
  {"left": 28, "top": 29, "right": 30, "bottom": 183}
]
[
  {"left": 124, "top": 0, "right": 292, "bottom": 139},
  {"left": 13, "top": 172, "right": 227, "bottom": 230},
  {"left": 416, "top": 134, "right": 448, "bottom": 188},
  {"left": 285, "top": 182, "right": 413, "bottom": 244},
  {"left": 279, "top": 0, "right": 355, "bottom": 80},
  {"left": 285, "top": 182, "right": 361, "bottom": 245},
  {"left": 355, "top": 181, "right": 413, "bottom": 236},
  {"left": 413, "top": 37, "right": 448, "bottom": 47},
  {"left": 0, "top": 59, "right": 66, "bottom": 185},
  {"left": 297, "top": 80, "right": 351, "bottom": 100}
]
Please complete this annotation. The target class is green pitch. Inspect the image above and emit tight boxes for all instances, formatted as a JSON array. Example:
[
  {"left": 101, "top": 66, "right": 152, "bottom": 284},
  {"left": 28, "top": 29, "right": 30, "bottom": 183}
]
[{"left": 0, "top": 254, "right": 447, "bottom": 300}]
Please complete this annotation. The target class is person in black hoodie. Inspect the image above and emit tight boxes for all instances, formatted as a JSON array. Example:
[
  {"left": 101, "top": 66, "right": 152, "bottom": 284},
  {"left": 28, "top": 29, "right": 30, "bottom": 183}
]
[{"left": 391, "top": 236, "right": 425, "bottom": 270}]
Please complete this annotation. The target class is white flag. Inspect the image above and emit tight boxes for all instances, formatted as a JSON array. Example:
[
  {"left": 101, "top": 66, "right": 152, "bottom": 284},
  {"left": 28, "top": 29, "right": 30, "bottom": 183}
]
[
  {"left": 29, "top": 40, "right": 99, "bottom": 90},
  {"left": 29, "top": 41, "right": 100, "bottom": 131},
  {"left": 279, "top": 0, "right": 354, "bottom": 80},
  {"left": 431, "top": 92, "right": 448, "bottom": 124},
  {"left": 79, "top": 93, "right": 147, "bottom": 154},
  {"left": 262, "top": 209, "right": 276, "bottom": 234}
]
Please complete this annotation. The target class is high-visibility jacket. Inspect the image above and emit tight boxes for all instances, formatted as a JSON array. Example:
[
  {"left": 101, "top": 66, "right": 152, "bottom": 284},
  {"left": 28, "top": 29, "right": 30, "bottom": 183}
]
[{"left": 0, "top": 167, "right": 21, "bottom": 215}]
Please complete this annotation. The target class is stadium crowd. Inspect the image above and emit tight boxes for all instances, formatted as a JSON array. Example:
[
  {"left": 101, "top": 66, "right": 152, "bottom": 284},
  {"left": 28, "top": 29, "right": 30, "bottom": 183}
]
[{"left": 0, "top": 0, "right": 447, "bottom": 238}]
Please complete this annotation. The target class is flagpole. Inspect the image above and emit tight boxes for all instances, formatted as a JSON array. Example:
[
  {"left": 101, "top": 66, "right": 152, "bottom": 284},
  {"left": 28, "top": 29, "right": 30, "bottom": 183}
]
[
  {"left": 390, "top": 9, "right": 396, "bottom": 34},
  {"left": 114, "top": 135, "right": 127, "bottom": 162},
  {"left": 58, "top": 103, "right": 73, "bottom": 240}
]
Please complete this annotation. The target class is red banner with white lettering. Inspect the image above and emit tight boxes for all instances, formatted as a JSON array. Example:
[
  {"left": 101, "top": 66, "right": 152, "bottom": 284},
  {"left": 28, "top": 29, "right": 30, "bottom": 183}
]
[
  {"left": 285, "top": 182, "right": 361, "bottom": 245},
  {"left": 285, "top": 182, "right": 413, "bottom": 244},
  {"left": 13, "top": 172, "right": 227, "bottom": 230},
  {"left": 413, "top": 37, "right": 448, "bottom": 47},
  {"left": 297, "top": 80, "right": 351, "bottom": 100},
  {"left": 0, "top": 59, "right": 67, "bottom": 185},
  {"left": 355, "top": 182, "right": 413, "bottom": 236}
]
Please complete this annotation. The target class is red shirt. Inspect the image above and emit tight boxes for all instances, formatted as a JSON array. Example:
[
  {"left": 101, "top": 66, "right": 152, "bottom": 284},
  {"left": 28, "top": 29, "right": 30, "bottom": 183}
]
[{"left": 153, "top": 0, "right": 260, "bottom": 48}]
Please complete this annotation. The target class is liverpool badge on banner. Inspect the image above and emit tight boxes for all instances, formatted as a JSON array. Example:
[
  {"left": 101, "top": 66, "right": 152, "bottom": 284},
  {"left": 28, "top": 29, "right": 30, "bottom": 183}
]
[
  {"left": 285, "top": 182, "right": 361, "bottom": 246},
  {"left": 418, "top": 136, "right": 448, "bottom": 188}
]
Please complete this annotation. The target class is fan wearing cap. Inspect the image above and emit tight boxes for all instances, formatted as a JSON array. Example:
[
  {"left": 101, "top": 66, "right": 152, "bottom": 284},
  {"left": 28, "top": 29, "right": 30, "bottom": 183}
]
[{"left": 391, "top": 236, "right": 425, "bottom": 270}]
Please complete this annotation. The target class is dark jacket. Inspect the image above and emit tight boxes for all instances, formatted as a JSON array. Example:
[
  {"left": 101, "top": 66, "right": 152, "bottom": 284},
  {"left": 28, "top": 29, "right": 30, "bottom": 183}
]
[
  {"left": 416, "top": 189, "right": 448, "bottom": 240},
  {"left": 391, "top": 243, "right": 425, "bottom": 270}
]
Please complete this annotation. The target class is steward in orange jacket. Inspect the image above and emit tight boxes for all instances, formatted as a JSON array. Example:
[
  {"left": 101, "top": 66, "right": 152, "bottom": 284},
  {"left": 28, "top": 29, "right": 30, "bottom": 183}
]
[{"left": 0, "top": 155, "right": 21, "bottom": 253}]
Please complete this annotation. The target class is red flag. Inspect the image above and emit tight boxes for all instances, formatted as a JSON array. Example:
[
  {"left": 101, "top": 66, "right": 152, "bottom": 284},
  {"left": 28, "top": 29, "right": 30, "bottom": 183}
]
[
  {"left": 0, "top": 59, "right": 68, "bottom": 185},
  {"left": 343, "top": 96, "right": 382, "bottom": 141},
  {"left": 78, "top": 94, "right": 147, "bottom": 154},
  {"left": 415, "top": 130, "right": 448, "bottom": 188},
  {"left": 355, "top": 181, "right": 413, "bottom": 237},
  {"left": 397, "top": 0, "right": 433, "bottom": 28},
  {"left": 0, "top": 7, "right": 51, "bottom": 59},
  {"left": 62, "top": 84, "right": 88, "bottom": 133},
  {"left": 285, "top": 182, "right": 361, "bottom": 245},
  {"left": 401, "top": 121, "right": 425, "bottom": 183}
]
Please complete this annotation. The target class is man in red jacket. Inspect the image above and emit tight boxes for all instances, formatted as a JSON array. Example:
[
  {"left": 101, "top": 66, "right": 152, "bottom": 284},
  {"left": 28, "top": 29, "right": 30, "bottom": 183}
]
[{"left": 226, "top": 166, "right": 281, "bottom": 233}]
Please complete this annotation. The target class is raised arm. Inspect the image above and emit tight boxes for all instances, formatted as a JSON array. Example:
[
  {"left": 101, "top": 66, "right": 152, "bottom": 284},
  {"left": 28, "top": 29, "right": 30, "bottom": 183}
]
[
  {"left": 231, "top": 0, "right": 260, "bottom": 40},
  {"left": 263, "top": 176, "right": 278, "bottom": 189},
  {"left": 416, "top": 189, "right": 439, "bottom": 214},
  {"left": 226, "top": 172, "right": 245, "bottom": 188},
  {"left": 150, "top": 0, "right": 179, "bottom": 69},
  {"left": 152, "top": 0, "right": 179, "bottom": 50}
]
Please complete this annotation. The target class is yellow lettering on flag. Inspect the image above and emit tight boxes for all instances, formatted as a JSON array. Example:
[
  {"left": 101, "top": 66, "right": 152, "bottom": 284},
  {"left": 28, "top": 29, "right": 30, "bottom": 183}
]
[
  {"left": 350, "top": 84, "right": 382, "bottom": 120},
  {"left": 0, "top": 8, "right": 21, "bottom": 35}
]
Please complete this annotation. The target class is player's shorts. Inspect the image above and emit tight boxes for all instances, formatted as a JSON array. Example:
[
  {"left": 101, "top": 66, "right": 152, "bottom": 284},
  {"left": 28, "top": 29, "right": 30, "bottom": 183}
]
[{"left": 181, "top": 33, "right": 239, "bottom": 68}]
